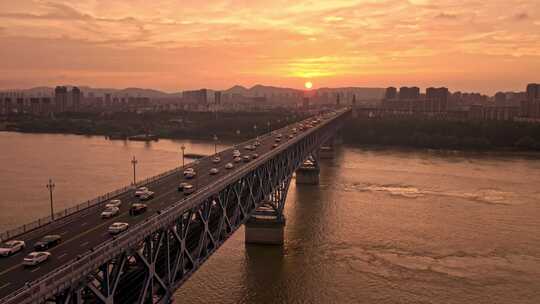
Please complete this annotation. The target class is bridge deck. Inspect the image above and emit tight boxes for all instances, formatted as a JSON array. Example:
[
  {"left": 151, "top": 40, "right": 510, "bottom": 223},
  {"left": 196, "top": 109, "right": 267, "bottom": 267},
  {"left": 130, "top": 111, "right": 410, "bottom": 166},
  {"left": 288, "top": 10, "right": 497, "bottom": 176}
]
[{"left": 0, "top": 109, "right": 347, "bottom": 301}]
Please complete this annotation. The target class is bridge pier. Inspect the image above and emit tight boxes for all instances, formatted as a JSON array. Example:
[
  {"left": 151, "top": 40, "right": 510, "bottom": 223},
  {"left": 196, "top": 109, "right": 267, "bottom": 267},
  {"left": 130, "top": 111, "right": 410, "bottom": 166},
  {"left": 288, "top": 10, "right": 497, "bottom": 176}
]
[
  {"left": 245, "top": 215, "right": 285, "bottom": 245},
  {"left": 295, "top": 166, "right": 320, "bottom": 184}
]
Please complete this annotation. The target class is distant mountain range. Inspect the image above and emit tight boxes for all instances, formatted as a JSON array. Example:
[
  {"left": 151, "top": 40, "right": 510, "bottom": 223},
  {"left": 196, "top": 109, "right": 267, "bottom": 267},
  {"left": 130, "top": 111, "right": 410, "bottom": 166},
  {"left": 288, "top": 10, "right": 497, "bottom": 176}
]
[{"left": 6, "top": 85, "right": 385, "bottom": 100}]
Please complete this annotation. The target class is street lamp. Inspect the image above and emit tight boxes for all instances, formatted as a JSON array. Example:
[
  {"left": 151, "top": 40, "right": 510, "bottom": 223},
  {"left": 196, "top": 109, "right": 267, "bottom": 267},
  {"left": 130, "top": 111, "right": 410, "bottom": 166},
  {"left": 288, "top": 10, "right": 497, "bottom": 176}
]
[
  {"left": 131, "top": 156, "right": 138, "bottom": 185},
  {"left": 213, "top": 135, "right": 218, "bottom": 155},
  {"left": 46, "top": 179, "right": 55, "bottom": 221},
  {"left": 180, "top": 145, "right": 186, "bottom": 167},
  {"left": 267, "top": 121, "right": 271, "bottom": 133}
]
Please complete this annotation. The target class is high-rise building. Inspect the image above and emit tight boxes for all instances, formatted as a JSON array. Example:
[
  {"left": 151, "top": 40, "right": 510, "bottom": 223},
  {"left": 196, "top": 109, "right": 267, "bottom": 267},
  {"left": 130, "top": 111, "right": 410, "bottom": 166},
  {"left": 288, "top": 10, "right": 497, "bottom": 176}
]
[
  {"left": 494, "top": 92, "right": 506, "bottom": 106},
  {"left": 105, "top": 93, "right": 112, "bottom": 108},
  {"left": 183, "top": 89, "right": 208, "bottom": 104},
  {"left": 71, "top": 87, "right": 81, "bottom": 111},
  {"left": 399, "top": 87, "right": 420, "bottom": 100},
  {"left": 526, "top": 83, "right": 540, "bottom": 101},
  {"left": 385, "top": 87, "right": 397, "bottom": 99},
  {"left": 426, "top": 87, "right": 449, "bottom": 112},
  {"left": 522, "top": 83, "right": 540, "bottom": 118},
  {"left": 54, "top": 86, "right": 68, "bottom": 112},
  {"left": 215, "top": 91, "right": 222, "bottom": 105}
]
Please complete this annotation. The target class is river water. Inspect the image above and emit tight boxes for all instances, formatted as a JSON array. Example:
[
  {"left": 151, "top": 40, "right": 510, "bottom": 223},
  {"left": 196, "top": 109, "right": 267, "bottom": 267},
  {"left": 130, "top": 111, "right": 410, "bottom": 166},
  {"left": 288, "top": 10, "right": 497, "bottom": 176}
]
[{"left": 1, "top": 132, "right": 539, "bottom": 304}]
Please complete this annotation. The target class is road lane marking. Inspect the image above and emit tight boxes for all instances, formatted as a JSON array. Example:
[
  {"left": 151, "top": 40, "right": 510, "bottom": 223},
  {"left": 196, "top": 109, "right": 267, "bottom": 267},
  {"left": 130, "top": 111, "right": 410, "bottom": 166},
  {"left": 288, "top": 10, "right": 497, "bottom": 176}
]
[
  {"left": 80, "top": 241, "right": 89, "bottom": 247},
  {"left": 81, "top": 222, "right": 88, "bottom": 226},
  {"left": 0, "top": 282, "right": 11, "bottom": 290},
  {"left": 30, "top": 267, "right": 40, "bottom": 273},
  {"left": 58, "top": 253, "right": 67, "bottom": 259}
]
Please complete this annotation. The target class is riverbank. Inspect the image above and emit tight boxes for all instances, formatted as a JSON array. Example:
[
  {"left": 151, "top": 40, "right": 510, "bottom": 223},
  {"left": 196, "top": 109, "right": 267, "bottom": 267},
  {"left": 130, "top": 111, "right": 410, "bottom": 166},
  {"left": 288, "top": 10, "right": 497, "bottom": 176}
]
[
  {"left": 343, "top": 118, "right": 540, "bottom": 151},
  {"left": 4, "top": 110, "right": 307, "bottom": 141}
]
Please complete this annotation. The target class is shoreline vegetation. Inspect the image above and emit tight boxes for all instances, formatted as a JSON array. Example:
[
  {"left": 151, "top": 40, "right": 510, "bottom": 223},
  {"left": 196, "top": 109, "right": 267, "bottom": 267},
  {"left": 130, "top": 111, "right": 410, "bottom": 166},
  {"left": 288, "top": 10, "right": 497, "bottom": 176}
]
[
  {"left": 2, "top": 111, "right": 540, "bottom": 152},
  {"left": 1, "top": 110, "right": 307, "bottom": 141},
  {"left": 343, "top": 118, "right": 540, "bottom": 152}
]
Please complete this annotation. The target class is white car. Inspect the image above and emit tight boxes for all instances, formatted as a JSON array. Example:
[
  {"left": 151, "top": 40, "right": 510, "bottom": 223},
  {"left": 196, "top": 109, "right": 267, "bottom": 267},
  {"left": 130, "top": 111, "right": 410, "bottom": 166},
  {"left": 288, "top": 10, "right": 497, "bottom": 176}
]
[
  {"left": 0, "top": 240, "right": 26, "bottom": 256},
  {"left": 212, "top": 156, "right": 221, "bottom": 164},
  {"left": 234, "top": 157, "right": 242, "bottom": 163},
  {"left": 232, "top": 150, "right": 241, "bottom": 157},
  {"left": 139, "top": 190, "right": 155, "bottom": 201},
  {"left": 101, "top": 207, "right": 120, "bottom": 219},
  {"left": 225, "top": 162, "right": 234, "bottom": 169},
  {"left": 183, "top": 168, "right": 195, "bottom": 175},
  {"left": 183, "top": 184, "right": 195, "bottom": 195},
  {"left": 209, "top": 168, "right": 219, "bottom": 175},
  {"left": 105, "top": 199, "right": 122, "bottom": 208},
  {"left": 23, "top": 251, "right": 51, "bottom": 266},
  {"left": 134, "top": 187, "right": 149, "bottom": 197},
  {"left": 108, "top": 222, "right": 129, "bottom": 235}
]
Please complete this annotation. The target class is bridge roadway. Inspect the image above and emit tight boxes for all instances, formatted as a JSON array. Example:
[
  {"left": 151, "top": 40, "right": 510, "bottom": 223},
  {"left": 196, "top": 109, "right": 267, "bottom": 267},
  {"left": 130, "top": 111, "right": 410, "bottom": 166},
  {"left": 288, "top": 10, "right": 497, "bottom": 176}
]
[{"left": 0, "top": 111, "right": 337, "bottom": 299}]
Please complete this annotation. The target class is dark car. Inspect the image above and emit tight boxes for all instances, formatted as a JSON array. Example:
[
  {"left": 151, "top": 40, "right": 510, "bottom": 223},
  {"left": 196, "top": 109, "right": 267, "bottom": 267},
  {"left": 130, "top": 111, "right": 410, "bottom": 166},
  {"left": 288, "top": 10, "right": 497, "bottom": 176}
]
[
  {"left": 129, "top": 203, "right": 147, "bottom": 216},
  {"left": 34, "top": 235, "right": 61, "bottom": 251},
  {"left": 178, "top": 182, "right": 189, "bottom": 192}
]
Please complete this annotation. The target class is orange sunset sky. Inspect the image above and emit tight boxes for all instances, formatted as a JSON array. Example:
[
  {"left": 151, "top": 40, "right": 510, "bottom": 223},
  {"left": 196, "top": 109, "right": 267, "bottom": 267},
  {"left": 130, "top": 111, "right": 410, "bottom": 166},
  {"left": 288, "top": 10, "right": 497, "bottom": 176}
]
[{"left": 0, "top": 0, "right": 539, "bottom": 94}]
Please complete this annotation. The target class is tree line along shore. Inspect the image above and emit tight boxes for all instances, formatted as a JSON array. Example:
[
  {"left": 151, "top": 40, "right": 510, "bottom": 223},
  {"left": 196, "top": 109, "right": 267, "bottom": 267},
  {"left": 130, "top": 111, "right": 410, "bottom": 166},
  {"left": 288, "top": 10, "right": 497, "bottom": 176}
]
[{"left": 3, "top": 111, "right": 540, "bottom": 151}]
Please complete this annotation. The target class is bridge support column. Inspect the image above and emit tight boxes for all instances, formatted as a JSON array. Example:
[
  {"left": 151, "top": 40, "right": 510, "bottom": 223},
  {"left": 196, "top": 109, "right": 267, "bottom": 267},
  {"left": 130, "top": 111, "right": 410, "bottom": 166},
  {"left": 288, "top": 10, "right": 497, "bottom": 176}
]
[
  {"left": 245, "top": 175, "right": 291, "bottom": 246},
  {"left": 295, "top": 166, "right": 320, "bottom": 184},
  {"left": 245, "top": 215, "right": 285, "bottom": 245},
  {"left": 296, "top": 153, "right": 320, "bottom": 185}
]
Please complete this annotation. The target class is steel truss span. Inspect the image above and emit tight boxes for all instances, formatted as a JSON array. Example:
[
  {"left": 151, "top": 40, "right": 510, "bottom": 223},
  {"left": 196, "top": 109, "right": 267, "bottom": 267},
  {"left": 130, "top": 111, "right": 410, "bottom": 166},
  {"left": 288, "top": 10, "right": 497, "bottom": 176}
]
[{"left": 0, "top": 109, "right": 349, "bottom": 304}]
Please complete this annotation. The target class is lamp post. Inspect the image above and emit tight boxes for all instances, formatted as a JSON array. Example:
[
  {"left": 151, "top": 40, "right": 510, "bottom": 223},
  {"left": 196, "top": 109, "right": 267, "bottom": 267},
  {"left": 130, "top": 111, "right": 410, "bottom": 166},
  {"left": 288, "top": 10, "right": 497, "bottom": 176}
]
[
  {"left": 46, "top": 179, "right": 55, "bottom": 221},
  {"left": 180, "top": 145, "right": 186, "bottom": 167},
  {"left": 213, "top": 135, "right": 218, "bottom": 155},
  {"left": 267, "top": 121, "right": 271, "bottom": 133},
  {"left": 131, "top": 156, "right": 138, "bottom": 185}
]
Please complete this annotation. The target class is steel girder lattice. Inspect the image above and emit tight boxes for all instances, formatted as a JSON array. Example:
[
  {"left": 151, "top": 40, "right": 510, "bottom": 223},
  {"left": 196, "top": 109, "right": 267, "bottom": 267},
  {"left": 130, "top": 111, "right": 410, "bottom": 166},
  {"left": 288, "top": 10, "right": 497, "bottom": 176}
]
[{"left": 3, "top": 110, "right": 348, "bottom": 304}]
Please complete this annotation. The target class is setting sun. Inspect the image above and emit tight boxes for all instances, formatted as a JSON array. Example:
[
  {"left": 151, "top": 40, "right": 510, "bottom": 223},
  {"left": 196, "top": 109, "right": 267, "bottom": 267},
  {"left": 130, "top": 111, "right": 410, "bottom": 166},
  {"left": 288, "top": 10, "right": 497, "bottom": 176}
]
[{"left": 304, "top": 81, "right": 313, "bottom": 89}]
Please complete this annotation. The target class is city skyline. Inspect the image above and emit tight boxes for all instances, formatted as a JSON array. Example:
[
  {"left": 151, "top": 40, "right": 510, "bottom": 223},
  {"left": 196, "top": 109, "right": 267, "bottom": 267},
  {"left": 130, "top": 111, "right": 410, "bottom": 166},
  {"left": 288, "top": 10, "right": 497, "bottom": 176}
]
[{"left": 1, "top": 1, "right": 539, "bottom": 94}]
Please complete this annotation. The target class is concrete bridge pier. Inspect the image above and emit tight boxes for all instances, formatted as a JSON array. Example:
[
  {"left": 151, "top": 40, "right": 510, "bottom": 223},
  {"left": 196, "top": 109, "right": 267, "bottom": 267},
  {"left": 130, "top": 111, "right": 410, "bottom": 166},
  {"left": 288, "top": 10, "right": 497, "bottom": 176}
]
[
  {"left": 245, "top": 176, "right": 291, "bottom": 246},
  {"left": 295, "top": 166, "right": 320, "bottom": 184},
  {"left": 245, "top": 215, "right": 286, "bottom": 245},
  {"left": 296, "top": 153, "right": 320, "bottom": 185}
]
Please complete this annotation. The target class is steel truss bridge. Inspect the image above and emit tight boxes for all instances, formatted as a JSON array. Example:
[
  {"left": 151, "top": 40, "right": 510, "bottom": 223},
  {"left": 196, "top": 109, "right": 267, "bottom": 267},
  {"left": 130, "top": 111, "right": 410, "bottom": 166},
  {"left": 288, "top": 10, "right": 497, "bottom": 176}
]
[{"left": 0, "top": 108, "right": 350, "bottom": 304}]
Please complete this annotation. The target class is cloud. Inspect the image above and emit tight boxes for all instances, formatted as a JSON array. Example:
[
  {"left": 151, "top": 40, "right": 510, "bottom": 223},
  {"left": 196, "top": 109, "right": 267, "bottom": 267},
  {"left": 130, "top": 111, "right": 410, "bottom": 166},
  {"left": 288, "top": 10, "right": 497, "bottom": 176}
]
[
  {"left": 0, "top": 0, "right": 539, "bottom": 94},
  {"left": 436, "top": 12, "right": 458, "bottom": 19},
  {"left": 514, "top": 13, "right": 528, "bottom": 21}
]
